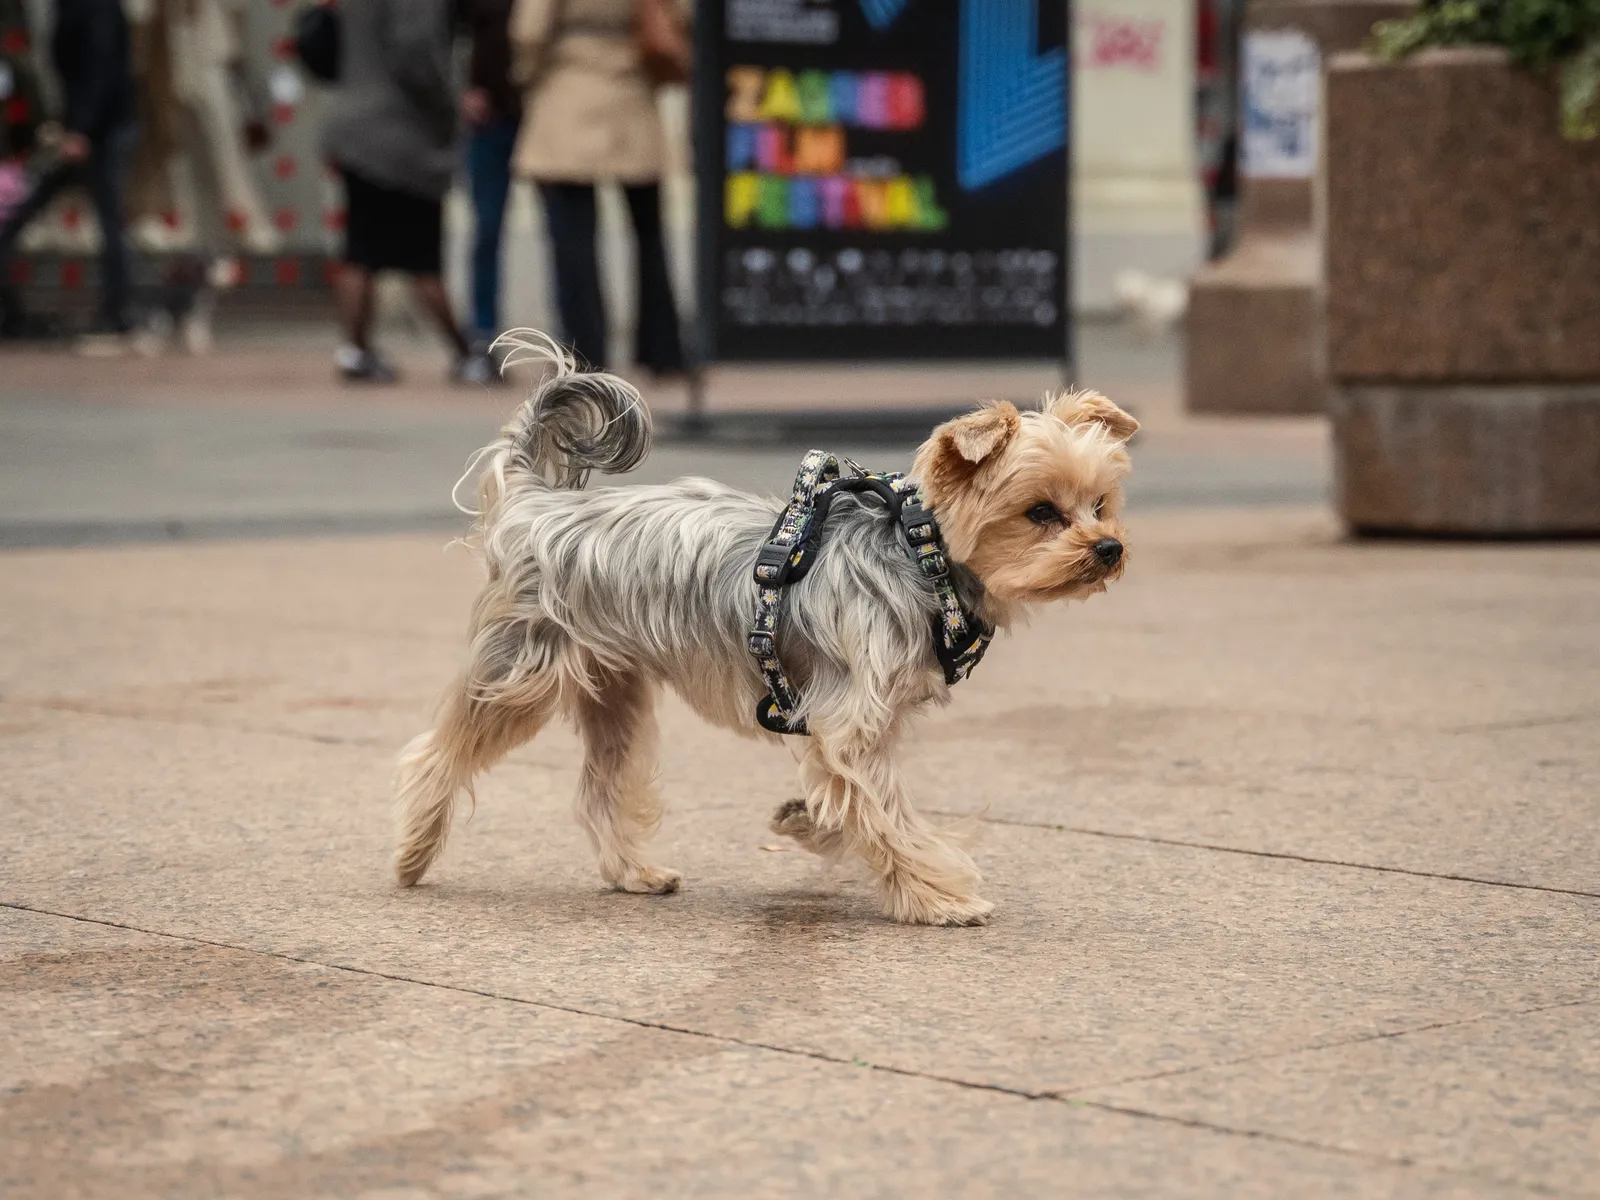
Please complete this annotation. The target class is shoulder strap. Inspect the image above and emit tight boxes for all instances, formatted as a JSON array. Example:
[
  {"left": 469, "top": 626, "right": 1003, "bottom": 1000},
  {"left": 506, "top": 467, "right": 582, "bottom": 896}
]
[
  {"left": 892, "top": 481, "right": 993, "bottom": 685},
  {"left": 750, "top": 454, "right": 993, "bottom": 735}
]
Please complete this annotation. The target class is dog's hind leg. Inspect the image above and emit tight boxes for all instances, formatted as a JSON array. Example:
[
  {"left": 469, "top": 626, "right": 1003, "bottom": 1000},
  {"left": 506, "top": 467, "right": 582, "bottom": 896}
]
[
  {"left": 798, "top": 731, "right": 992, "bottom": 927},
  {"left": 394, "top": 619, "right": 562, "bottom": 886},
  {"left": 570, "top": 669, "right": 680, "bottom": 895}
]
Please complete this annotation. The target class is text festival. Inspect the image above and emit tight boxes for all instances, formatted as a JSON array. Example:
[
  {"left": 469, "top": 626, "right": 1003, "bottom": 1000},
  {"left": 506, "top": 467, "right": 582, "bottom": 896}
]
[{"left": 723, "top": 66, "right": 948, "bottom": 232}]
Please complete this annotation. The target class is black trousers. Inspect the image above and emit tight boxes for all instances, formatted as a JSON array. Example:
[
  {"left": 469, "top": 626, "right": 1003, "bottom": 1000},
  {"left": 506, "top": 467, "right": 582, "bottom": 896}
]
[
  {"left": 0, "top": 123, "right": 136, "bottom": 330},
  {"left": 538, "top": 181, "right": 684, "bottom": 373}
]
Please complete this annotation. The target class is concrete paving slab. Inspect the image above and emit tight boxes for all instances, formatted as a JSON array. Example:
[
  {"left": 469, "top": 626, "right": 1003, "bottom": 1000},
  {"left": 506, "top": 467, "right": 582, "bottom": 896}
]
[
  {"left": 1081, "top": 1000, "right": 1600, "bottom": 1194},
  {"left": 3, "top": 708, "right": 1596, "bottom": 1103},
  {"left": 907, "top": 514, "right": 1600, "bottom": 892},
  {"left": 2, "top": 911, "right": 1512, "bottom": 1200},
  {"left": 4, "top": 511, "right": 1595, "bottom": 891},
  {"left": 4, "top": 512, "right": 1598, "bottom": 1194}
]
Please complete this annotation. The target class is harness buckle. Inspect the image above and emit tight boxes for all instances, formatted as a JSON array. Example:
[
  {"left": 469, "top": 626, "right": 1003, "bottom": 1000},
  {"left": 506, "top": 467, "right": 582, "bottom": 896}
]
[
  {"left": 753, "top": 542, "right": 795, "bottom": 585},
  {"left": 748, "top": 629, "right": 777, "bottom": 659},
  {"left": 899, "top": 498, "right": 940, "bottom": 546}
]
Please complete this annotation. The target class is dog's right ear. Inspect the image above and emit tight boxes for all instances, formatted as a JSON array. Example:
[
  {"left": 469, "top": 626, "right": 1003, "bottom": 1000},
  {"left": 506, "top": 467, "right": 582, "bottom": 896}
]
[{"left": 914, "top": 402, "right": 1021, "bottom": 500}]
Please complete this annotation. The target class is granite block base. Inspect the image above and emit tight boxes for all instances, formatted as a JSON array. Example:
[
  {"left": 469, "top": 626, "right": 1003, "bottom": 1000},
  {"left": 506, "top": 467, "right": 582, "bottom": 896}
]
[
  {"left": 1331, "top": 385, "right": 1600, "bottom": 534},
  {"left": 1187, "top": 233, "right": 1320, "bottom": 415}
]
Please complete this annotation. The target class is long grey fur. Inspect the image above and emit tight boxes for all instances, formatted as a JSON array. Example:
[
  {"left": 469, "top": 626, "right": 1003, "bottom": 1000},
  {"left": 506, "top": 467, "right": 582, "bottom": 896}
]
[{"left": 473, "top": 332, "right": 960, "bottom": 735}]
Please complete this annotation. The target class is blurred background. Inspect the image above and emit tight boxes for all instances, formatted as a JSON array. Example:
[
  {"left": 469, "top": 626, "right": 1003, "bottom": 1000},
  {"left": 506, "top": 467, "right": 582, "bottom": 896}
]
[
  {"left": 4, "top": 9, "right": 1598, "bottom": 1188},
  {"left": 0, "top": 0, "right": 1595, "bottom": 541}
]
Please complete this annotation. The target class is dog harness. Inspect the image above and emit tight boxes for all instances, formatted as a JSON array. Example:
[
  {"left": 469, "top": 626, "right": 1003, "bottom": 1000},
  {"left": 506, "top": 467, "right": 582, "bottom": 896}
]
[{"left": 748, "top": 449, "right": 994, "bottom": 735}]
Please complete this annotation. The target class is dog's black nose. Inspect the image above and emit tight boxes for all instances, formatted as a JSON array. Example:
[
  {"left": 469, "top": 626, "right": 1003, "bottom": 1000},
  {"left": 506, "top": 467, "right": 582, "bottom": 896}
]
[{"left": 1092, "top": 537, "right": 1123, "bottom": 567}]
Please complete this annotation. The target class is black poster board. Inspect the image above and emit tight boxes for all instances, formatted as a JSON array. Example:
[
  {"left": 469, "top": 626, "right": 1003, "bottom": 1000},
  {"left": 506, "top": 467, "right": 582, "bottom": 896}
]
[{"left": 694, "top": 0, "right": 1071, "bottom": 364}]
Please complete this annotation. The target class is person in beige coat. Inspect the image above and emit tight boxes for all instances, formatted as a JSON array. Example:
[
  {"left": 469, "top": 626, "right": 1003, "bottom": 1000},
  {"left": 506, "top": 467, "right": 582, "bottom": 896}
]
[{"left": 510, "top": 0, "right": 684, "bottom": 373}]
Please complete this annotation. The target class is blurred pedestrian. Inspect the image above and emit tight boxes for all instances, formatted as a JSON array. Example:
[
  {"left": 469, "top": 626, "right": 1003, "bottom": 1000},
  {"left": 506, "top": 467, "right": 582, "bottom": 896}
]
[
  {"left": 321, "top": 0, "right": 477, "bottom": 383},
  {"left": 456, "top": 0, "right": 520, "bottom": 377},
  {"left": 509, "top": 0, "right": 686, "bottom": 374},
  {"left": 0, "top": 0, "right": 137, "bottom": 352}
]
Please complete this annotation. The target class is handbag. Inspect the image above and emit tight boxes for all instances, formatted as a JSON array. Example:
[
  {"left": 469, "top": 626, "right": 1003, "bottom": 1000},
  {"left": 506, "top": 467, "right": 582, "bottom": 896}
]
[
  {"left": 635, "top": 0, "right": 689, "bottom": 86},
  {"left": 292, "top": 1, "right": 342, "bottom": 84}
]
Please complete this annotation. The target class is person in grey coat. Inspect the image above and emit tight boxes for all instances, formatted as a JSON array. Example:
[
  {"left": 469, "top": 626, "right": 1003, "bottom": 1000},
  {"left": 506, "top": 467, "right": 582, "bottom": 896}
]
[{"left": 321, "top": 0, "right": 477, "bottom": 382}]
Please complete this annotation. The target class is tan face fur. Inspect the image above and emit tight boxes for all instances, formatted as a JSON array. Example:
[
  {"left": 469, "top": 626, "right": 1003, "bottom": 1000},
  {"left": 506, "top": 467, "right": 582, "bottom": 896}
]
[{"left": 911, "top": 391, "right": 1139, "bottom": 616}]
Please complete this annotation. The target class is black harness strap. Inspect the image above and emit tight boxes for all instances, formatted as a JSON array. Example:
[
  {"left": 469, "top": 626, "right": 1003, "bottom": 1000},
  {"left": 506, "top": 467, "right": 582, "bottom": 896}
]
[{"left": 750, "top": 450, "right": 994, "bottom": 736}]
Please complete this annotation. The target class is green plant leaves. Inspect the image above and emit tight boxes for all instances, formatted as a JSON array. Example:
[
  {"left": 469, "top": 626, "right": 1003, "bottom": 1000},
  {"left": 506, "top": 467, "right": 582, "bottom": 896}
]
[
  {"left": 1560, "top": 38, "right": 1600, "bottom": 137},
  {"left": 1368, "top": 0, "right": 1600, "bottom": 138}
]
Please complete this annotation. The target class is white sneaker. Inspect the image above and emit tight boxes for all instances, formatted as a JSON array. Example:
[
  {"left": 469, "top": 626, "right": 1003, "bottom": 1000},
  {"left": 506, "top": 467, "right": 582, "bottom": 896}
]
[
  {"left": 335, "top": 344, "right": 398, "bottom": 383},
  {"left": 451, "top": 351, "right": 498, "bottom": 386}
]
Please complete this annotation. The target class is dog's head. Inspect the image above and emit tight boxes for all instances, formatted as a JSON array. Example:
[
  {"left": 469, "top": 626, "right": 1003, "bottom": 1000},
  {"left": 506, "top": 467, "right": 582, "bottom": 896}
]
[{"left": 911, "top": 391, "right": 1138, "bottom": 615}]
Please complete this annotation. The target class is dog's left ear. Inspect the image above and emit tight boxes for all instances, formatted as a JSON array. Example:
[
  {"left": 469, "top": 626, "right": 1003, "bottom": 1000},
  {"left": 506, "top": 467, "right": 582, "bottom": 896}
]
[
  {"left": 932, "top": 402, "right": 1022, "bottom": 469},
  {"left": 1049, "top": 390, "right": 1140, "bottom": 443}
]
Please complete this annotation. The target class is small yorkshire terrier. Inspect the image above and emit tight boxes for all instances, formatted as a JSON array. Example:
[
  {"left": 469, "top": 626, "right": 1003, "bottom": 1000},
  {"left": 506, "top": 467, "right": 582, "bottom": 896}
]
[{"left": 395, "top": 334, "right": 1137, "bottom": 925}]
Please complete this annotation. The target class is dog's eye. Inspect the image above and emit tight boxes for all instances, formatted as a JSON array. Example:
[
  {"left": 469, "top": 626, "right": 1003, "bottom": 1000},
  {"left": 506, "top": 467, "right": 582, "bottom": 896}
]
[
  {"left": 1093, "top": 495, "right": 1108, "bottom": 519},
  {"left": 1026, "top": 502, "right": 1064, "bottom": 526}
]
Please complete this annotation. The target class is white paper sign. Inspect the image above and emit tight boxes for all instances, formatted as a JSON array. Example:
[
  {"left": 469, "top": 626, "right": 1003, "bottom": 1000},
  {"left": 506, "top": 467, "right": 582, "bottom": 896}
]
[{"left": 1242, "top": 30, "right": 1320, "bottom": 179}]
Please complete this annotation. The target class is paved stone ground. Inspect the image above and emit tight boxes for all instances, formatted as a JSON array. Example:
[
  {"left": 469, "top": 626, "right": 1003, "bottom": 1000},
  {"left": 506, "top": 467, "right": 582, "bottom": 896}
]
[
  {"left": 0, "top": 321, "right": 1328, "bottom": 547},
  {"left": 1, "top": 328, "right": 1596, "bottom": 1196}
]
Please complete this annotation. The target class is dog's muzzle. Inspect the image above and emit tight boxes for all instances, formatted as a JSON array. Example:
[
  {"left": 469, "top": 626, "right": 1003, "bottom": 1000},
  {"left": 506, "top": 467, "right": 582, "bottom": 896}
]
[{"left": 1092, "top": 538, "right": 1124, "bottom": 568}]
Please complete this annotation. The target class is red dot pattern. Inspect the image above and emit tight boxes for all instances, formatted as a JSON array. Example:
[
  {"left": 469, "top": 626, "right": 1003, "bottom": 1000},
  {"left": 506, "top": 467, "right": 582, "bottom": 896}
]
[{"left": 18, "top": 8, "right": 341, "bottom": 291}]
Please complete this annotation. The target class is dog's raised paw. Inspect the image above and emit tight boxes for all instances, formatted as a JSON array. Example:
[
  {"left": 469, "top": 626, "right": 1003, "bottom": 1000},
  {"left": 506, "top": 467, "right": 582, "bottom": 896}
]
[
  {"left": 614, "top": 865, "right": 683, "bottom": 895},
  {"left": 770, "top": 797, "right": 811, "bottom": 837}
]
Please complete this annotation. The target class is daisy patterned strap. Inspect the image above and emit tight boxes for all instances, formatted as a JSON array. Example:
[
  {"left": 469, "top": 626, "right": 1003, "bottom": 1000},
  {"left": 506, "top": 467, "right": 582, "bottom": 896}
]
[
  {"left": 749, "top": 454, "right": 991, "bottom": 735},
  {"left": 892, "top": 480, "right": 994, "bottom": 686},
  {"left": 749, "top": 449, "right": 843, "bottom": 734}
]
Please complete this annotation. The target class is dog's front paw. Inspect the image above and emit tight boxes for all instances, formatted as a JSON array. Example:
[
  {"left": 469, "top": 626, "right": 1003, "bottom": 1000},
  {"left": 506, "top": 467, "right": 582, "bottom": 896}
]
[
  {"left": 613, "top": 865, "right": 683, "bottom": 895},
  {"left": 887, "top": 889, "right": 995, "bottom": 927}
]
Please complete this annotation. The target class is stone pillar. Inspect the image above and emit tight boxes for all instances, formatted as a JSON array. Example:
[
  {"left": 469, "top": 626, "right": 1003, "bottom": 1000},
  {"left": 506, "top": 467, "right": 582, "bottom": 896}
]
[
  {"left": 1324, "top": 48, "right": 1600, "bottom": 534},
  {"left": 1073, "top": 0, "right": 1208, "bottom": 313},
  {"left": 1186, "top": 0, "right": 1409, "bottom": 414}
]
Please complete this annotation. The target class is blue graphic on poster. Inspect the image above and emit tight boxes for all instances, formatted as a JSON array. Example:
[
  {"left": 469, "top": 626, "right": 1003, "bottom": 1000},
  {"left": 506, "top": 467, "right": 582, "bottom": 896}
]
[{"left": 956, "top": 0, "right": 1067, "bottom": 190}]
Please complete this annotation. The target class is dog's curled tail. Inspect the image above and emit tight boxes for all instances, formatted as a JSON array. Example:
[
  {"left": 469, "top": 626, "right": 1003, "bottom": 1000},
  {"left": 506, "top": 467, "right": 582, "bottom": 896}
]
[{"left": 462, "top": 331, "right": 651, "bottom": 515}]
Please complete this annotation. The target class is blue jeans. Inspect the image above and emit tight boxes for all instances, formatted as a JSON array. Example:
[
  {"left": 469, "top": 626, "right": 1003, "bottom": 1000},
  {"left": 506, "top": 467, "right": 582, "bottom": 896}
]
[{"left": 466, "top": 116, "right": 518, "bottom": 341}]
